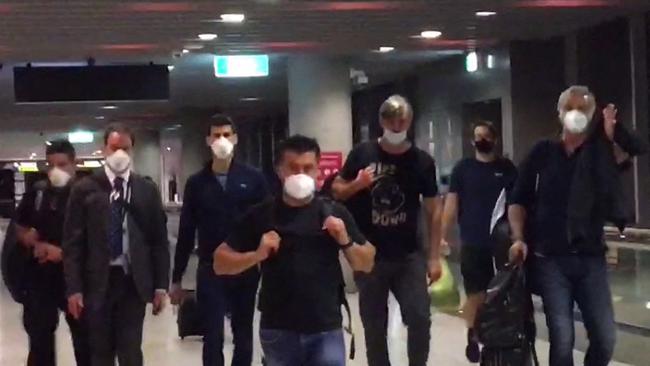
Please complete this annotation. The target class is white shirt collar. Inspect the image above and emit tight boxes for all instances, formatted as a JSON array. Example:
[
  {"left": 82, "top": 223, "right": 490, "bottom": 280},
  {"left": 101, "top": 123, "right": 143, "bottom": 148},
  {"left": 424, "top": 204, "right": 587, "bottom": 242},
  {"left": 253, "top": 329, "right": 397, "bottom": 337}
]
[{"left": 104, "top": 165, "right": 131, "bottom": 185}]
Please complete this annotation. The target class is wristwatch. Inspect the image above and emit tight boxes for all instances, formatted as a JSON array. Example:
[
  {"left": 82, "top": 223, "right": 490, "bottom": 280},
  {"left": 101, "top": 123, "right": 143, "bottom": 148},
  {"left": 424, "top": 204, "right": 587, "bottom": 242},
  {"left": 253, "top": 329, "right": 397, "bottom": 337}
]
[{"left": 340, "top": 240, "right": 355, "bottom": 250}]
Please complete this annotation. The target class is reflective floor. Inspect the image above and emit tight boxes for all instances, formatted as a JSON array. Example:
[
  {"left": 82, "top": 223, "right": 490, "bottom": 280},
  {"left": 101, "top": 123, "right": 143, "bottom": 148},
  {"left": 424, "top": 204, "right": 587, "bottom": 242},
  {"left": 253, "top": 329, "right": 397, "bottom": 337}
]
[{"left": 0, "top": 216, "right": 646, "bottom": 365}]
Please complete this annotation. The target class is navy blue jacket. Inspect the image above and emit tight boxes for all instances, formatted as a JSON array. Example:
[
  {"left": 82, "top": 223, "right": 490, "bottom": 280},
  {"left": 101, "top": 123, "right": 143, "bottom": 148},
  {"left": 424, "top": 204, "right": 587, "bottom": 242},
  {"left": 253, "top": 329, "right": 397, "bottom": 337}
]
[{"left": 172, "top": 161, "right": 269, "bottom": 283}]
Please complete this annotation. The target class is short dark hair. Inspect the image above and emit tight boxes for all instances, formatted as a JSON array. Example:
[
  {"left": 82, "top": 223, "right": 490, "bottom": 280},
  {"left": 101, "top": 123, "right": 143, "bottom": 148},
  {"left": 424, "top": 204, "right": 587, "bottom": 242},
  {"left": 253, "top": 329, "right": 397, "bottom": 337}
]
[
  {"left": 472, "top": 120, "right": 498, "bottom": 139},
  {"left": 46, "top": 139, "right": 76, "bottom": 161},
  {"left": 207, "top": 114, "right": 237, "bottom": 135},
  {"left": 275, "top": 135, "right": 321, "bottom": 165},
  {"left": 103, "top": 122, "right": 136, "bottom": 146}
]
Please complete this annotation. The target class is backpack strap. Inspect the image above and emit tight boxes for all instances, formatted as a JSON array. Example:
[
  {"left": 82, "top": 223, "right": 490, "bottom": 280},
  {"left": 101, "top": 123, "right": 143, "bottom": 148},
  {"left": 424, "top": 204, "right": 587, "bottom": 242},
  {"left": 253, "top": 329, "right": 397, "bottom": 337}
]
[{"left": 314, "top": 196, "right": 356, "bottom": 359}]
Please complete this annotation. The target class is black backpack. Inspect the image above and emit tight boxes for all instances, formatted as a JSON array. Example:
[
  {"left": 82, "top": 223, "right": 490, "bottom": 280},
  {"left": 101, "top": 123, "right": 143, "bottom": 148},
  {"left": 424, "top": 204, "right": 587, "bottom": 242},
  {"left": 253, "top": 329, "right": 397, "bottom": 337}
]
[
  {"left": 1, "top": 183, "right": 46, "bottom": 303},
  {"left": 475, "top": 264, "right": 539, "bottom": 366},
  {"left": 177, "top": 290, "right": 204, "bottom": 339}
]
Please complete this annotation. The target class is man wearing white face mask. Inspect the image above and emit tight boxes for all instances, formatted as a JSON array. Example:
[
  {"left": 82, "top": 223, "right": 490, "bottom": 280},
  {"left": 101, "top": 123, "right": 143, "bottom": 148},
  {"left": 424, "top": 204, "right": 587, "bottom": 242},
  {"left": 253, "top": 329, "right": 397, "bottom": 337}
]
[
  {"left": 214, "top": 135, "right": 375, "bottom": 366},
  {"left": 63, "top": 123, "right": 170, "bottom": 366},
  {"left": 171, "top": 114, "right": 269, "bottom": 366},
  {"left": 508, "top": 86, "right": 646, "bottom": 366},
  {"left": 14, "top": 140, "right": 90, "bottom": 366},
  {"left": 332, "top": 94, "right": 442, "bottom": 366}
]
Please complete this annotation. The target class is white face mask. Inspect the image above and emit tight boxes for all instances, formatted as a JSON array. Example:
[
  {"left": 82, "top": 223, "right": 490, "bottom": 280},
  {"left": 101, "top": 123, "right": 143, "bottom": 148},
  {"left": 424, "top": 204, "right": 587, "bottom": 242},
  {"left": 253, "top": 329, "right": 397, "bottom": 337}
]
[
  {"left": 382, "top": 129, "right": 408, "bottom": 145},
  {"left": 562, "top": 110, "right": 589, "bottom": 134},
  {"left": 211, "top": 137, "right": 234, "bottom": 160},
  {"left": 283, "top": 174, "right": 316, "bottom": 200},
  {"left": 48, "top": 167, "right": 72, "bottom": 188},
  {"left": 105, "top": 149, "right": 131, "bottom": 175}
]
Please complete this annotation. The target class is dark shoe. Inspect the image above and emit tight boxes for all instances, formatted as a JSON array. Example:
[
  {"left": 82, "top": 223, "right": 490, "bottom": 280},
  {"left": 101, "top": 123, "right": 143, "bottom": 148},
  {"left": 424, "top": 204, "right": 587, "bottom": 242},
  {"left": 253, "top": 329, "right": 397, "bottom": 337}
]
[{"left": 466, "top": 328, "right": 481, "bottom": 363}]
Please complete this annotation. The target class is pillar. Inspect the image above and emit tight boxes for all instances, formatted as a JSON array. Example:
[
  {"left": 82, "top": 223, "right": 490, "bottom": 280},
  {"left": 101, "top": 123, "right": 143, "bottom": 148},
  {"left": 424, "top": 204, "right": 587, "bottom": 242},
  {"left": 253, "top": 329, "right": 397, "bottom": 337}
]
[
  {"left": 180, "top": 121, "right": 209, "bottom": 199},
  {"left": 629, "top": 14, "right": 650, "bottom": 227},
  {"left": 288, "top": 56, "right": 353, "bottom": 155},
  {"left": 288, "top": 56, "right": 356, "bottom": 291}
]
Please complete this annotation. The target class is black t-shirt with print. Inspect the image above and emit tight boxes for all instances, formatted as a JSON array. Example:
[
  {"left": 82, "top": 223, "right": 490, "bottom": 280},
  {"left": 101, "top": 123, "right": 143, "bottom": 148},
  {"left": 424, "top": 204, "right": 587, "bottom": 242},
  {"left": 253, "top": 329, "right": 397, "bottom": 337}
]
[
  {"left": 226, "top": 196, "right": 366, "bottom": 333},
  {"left": 340, "top": 141, "right": 439, "bottom": 260}
]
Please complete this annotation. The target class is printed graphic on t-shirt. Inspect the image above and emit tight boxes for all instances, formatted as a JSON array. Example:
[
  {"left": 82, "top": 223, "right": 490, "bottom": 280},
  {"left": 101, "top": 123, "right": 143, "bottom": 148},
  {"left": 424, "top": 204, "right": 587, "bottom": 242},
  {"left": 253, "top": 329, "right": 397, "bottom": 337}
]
[{"left": 369, "top": 162, "right": 406, "bottom": 227}]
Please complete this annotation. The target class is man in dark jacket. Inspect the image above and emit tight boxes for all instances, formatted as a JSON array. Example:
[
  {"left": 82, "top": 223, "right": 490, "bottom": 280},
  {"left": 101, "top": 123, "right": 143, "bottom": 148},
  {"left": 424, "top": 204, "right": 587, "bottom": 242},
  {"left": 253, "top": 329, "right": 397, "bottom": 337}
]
[
  {"left": 64, "top": 123, "right": 170, "bottom": 366},
  {"left": 170, "top": 114, "right": 269, "bottom": 366},
  {"left": 508, "top": 85, "right": 646, "bottom": 366},
  {"left": 16, "top": 140, "right": 90, "bottom": 366}
]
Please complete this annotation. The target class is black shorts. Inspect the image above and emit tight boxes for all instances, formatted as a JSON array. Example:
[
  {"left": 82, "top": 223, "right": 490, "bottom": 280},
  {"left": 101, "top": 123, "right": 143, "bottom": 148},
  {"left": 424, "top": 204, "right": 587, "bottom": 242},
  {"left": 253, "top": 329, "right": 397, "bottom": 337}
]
[{"left": 460, "top": 244, "right": 506, "bottom": 294}]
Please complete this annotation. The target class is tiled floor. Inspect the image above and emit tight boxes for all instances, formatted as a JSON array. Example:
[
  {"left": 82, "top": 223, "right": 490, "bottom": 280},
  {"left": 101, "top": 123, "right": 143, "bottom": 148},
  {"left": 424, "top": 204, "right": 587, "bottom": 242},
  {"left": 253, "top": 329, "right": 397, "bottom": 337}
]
[{"left": 0, "top": 287, "right": 633, "bottom": 366}]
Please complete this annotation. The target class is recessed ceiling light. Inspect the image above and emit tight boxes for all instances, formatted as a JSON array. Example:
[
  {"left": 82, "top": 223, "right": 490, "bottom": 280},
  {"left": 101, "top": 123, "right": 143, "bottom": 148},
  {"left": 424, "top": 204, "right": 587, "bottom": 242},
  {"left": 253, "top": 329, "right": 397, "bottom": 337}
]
[
  {"left": 95, "top": 116, "right": 105, "bottom": 120},
  {"left": 184, "top": 44, "right": 204, "bottom": 50},
  {"left": 182, "top": 49, "right": 190, "bottom": 54},
  {"left": 420, "top": 30, "right": 442, "bottom": 39},
  {"left": 221, "top": 13, "right": 245, "bottom": 23},
  {"left": 378, "top": 46, "right": 395, "bottom": 53},
  {"left": 45, "top": 141, "right": 52, "bottom": 146},
  {"left": 240, "top": 97, "right": 261, "bottom": 102},
  {"left": 198, "top": 33, "right": 218, "bottom": 41},
  {"left": 101, "top": 104, "right": 118, "bottom": 110},
  {"left": 476, "top": 11, "right": 497, "bottom": 17},
  {"left": 167, "top": 65, "right": 175, "bottom": 71}
]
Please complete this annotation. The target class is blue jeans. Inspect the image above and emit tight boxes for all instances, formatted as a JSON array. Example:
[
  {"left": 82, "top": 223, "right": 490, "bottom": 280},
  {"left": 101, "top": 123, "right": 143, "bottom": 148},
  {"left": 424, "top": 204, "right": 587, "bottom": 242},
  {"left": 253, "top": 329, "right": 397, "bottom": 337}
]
[
  {"left": 260, "top": 328, "right": 345, "bottom": 366},
  {"left": 533, "top": 255, "right": 616, "bottom": 366},
  {"left": 197, "top": 263, "right": 259, "bottom": 366}
]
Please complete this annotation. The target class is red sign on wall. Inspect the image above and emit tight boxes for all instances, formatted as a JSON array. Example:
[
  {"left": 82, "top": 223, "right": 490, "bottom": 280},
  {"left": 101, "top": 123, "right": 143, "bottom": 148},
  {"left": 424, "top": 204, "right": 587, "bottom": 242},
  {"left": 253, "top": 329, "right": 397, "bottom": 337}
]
[{"left": 318, "top": 151, "right": 343, "bottom": 188}]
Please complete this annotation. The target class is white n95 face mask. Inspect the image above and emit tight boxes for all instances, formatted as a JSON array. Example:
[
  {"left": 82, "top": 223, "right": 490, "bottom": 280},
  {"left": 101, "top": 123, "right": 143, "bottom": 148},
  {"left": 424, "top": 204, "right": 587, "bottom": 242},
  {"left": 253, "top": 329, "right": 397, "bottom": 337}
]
[
  {"left": 48, "top": 167, "right": 72, "bottom": 188},
  {"left": 284, "top": 174, "right": 316, "bottom": 200},
  {"left": 563, "top": 110, "right": 589, "bottom": 134},
  {"left": 105, "top": 149, "right": 131, "bottom": 175},
  {"left": 211, "top": 137, "right": 234, "bottom": 159},
  {"left": 383, "top": 129, "right": 408, "bottom": 145}
]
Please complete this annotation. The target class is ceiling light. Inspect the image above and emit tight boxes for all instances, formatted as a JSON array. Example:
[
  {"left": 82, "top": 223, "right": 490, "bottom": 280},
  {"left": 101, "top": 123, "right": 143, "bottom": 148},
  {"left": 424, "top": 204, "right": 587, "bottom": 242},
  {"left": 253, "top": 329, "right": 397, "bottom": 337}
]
[
  {"left": 240, "top": 97, "right": 261, "bottom": 102},
  {"left": 221, "top": 13, "right": 245, "bottom": 23},
  {"left": 101, "top": 104, "right": 118, "bottom": 110},
  {"left": 182, "top": 49, "right": 190, "bottom": 54},
  {"left": 476, "top": 11, "right": 497, "bottom": 17},
  {"left": 184, "top": 44, "right": 204, "bottom": 50},
  {"left": 167, "top": 65, "right": 175, "bottom": 71},
  {"left": 420, "top": 30, "right": 442, "bottom": 39},
  {"left": 45, "top": 141, "right": 52, "bottom": 146},
  {"left": 95, "top": 116, "right": 105, "bottom": 120},
  {"left": 166, "top": 146, "right": 172, "bottom": 152},
  {"left": 198, "top": 33, "right": 218, "bottom": 41},
  {"left": 378, "top": 46, "right": 395, "bottom": 53}
]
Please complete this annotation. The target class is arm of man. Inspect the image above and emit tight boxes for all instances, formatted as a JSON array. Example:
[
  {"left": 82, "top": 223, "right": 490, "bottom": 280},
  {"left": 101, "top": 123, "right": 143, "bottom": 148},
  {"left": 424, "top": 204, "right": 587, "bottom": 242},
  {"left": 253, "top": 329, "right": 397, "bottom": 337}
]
[
  {"left": 507, "top": 144, "right": 543, "bottom": 264},
  {"left": 148, "top": 182, "right": 170, "bottom": 292},
  {"left": 331, "top": 147, "right": 373, "bottom": 202},
  {"left": 14, "top": 190, "right": 40, "bottom": 248},
  {"left": 170, "top": 177, "right": 198, "bottom": 302},
  {"left": 213, "top": 204, "right": 273, "bottom": 275},
  {"left": 329, "top": 206, "right": 375, "bottom": 273},
  {"left": 440, "top": 194, "right": 458, "bottom": 246},
  {"left": 62, "top": 182, "right": 87, "bottom": 319},
  {"left": 421, "top": 153, "right": 442, "bottom": 283},
  {"left": 441, "top": 162, "right": 462, "bottom": 247}
]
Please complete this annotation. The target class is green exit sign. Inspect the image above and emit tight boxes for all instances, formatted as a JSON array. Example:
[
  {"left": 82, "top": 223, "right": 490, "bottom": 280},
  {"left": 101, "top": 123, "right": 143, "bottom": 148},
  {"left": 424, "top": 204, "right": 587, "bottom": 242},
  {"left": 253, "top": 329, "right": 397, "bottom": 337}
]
[{"left": 214, "top": 55, "right": 269, "bottom": 78}]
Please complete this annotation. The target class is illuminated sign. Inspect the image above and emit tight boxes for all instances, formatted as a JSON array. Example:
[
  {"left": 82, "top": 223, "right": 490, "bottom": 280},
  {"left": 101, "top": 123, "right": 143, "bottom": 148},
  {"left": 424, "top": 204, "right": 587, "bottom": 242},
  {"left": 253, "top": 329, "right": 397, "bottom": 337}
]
[
  {"left": 214, "top": 55, "right": 269, "bottom": 78},
  {"left": 68, "top": 131, "right": 94, "bottom": 144}
]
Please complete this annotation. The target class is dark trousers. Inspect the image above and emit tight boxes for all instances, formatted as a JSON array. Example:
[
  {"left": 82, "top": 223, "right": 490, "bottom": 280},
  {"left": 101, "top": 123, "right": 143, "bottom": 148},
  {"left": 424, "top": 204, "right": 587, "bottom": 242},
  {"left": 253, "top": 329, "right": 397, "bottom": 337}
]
[
  {"left": 533, "top": 255, "right": 616, "bottom": 366},
  {"left": 260, "top": 328, "right": 345, "bottom": 366},
  {"left": 22, "top": 274, "right": 90, "bottom": 366},
  {"left": 86, "top": 268, "right": 147, "bottom": 366},
  {"left": 197, "top": 263, "right": 259, "bottom": 366},
  {"left": 355, "top": 253, "right": 431, "bottom": 366}
]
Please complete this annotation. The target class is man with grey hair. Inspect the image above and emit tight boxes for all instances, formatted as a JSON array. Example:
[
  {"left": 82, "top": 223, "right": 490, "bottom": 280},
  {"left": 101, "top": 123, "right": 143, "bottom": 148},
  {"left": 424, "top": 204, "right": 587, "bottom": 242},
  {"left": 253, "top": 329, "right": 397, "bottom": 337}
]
[
  {"left": 332, "top": 94, "right": 442, "bottom": 366},
  {"left": 508, "top": 85, "right": 646, "bottom": 366}
]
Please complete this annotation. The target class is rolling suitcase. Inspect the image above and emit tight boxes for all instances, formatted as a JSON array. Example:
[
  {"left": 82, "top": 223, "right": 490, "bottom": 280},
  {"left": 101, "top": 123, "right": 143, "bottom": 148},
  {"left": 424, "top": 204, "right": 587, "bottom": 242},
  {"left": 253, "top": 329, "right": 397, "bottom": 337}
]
[{"left": 177, "top": 290, "right": 204, "bottom": 339}]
